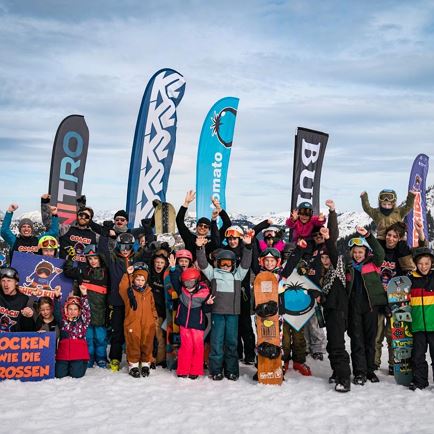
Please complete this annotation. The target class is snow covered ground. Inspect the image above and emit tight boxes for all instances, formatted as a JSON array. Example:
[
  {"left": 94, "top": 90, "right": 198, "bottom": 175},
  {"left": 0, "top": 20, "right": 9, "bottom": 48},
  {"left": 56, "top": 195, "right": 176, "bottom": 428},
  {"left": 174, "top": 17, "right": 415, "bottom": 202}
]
[{"left": 1, "top": 344, "right": 434, "bottom": 434}]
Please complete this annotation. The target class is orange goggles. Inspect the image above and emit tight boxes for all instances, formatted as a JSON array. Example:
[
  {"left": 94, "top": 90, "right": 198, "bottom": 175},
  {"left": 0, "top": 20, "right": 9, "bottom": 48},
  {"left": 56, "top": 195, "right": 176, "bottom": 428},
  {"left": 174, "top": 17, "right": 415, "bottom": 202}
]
[
  {"left": 41, "top": 239, "right": 58, "bottom": 248},
  {"left": 219, "top": 259, "right": 233, "bottom": 267}
]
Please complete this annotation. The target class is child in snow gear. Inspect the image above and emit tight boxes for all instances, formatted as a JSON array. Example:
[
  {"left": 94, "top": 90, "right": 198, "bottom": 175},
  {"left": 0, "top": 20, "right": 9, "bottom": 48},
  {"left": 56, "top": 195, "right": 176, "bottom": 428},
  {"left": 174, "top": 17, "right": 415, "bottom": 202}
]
[
  {"left": 175, "top": 268, "right": 213, "bottom": 379},
  {"left": 34, "top": 292, "right": 61, "bottom": 339},
  {"left": 196, "top": 234, "right": 252, "bottom": 381},
  {"left": 258, "top": 227, "right": 286, "bottom": 253},
  {"left": 316, "top": 227, "right": 351, "bottom": 392},
  {"left": 360, "top": 189, "right": 415, "bottom": 240},
  {"left": 55, "top": 286, "right": 91, "bottom": 378},
  {"left": 38, "top": 235, "right": 60, "bottom": 257},
  {"left": 346, "top": 226, "right": 386, "bottom": 385},
  {"left": 119, "top": 266, "right": 157, "bottom": 378},
  {"left": 285, "top": 202, "right": 325, "bottom": 243},
  {"left": 64, "top": 245, "right": 109, "bottom": 368},
  {"left": 408, "top": 247, "right": 434, "bottom": 391}
]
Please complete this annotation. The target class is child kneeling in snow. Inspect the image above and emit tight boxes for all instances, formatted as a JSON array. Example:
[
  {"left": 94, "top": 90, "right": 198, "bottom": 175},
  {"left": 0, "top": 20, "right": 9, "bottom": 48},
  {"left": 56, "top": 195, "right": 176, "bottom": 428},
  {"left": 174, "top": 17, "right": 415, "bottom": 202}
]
[
  {"left": 119, "top": 265, "right": 157, "bottom": 378},
  {"left": 175, "top": 267, "right": 214, "bottom": 379},
  {"left": 55, "top": 286, "right": 91, "bottom": 378}
]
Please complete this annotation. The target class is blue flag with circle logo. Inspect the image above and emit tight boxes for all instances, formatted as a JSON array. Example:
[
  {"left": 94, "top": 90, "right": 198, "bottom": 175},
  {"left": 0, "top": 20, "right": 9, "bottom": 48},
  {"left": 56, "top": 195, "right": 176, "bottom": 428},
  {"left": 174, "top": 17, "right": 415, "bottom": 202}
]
[{"left": 196, "top": 97, "right": 239, "bottom": 221}]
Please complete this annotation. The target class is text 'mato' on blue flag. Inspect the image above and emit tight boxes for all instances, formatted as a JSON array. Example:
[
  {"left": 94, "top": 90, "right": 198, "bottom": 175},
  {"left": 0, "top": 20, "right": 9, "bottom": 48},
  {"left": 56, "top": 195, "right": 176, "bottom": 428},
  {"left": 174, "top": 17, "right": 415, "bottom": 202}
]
[
  {"left": 126, "top": 69, "right": 186, "bottom": 227},
  {"left": 196, "top": 97, "right": 239, "bottom": 221}
]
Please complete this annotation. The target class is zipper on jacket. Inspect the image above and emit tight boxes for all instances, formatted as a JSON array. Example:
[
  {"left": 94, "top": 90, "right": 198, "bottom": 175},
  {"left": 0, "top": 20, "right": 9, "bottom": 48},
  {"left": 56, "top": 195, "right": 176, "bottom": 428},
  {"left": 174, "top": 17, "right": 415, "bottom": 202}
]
[{"left": 185, "top": 293, "right": 192, "bottom": 328}]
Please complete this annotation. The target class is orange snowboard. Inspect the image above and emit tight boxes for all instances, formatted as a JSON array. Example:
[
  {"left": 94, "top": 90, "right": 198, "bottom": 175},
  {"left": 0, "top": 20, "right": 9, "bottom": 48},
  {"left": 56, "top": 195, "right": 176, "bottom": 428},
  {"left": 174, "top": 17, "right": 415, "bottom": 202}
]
[{"left": 254, "top": 271, "right": 282, "bottom": 385}]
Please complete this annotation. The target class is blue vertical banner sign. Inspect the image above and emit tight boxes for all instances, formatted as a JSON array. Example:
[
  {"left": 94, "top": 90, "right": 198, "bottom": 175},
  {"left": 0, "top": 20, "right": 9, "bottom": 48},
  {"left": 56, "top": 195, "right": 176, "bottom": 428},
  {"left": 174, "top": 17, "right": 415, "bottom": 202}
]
[
  {"left": 405, "top": 154, "right": 429, "bottom": 248},
  {"left": 48, "top": 115, "right": 89, "bottom": 226},
  {"left": 196, "top": 97, "right": 239, "bottom": 220},
  {"left": 126, "top": 69, "right": 186, "bottom": 227}
]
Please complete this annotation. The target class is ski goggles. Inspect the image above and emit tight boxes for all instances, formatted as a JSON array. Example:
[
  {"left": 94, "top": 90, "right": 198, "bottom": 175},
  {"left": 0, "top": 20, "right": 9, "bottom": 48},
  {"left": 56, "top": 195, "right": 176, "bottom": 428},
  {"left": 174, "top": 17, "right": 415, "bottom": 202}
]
[
  {"left": 225, "top": 228, "right": 243, "bottom": 238},
  {"left": 218, "top": 259, "right": 234, "bottom": 268},
  {"left": 183, "top": 279, "right": 198, "bottom": 289},
  {"left": 133, "top": 262, "right": 148, "bottom": 271},
  {"left": 40, "top": 238, "right": 58, "bottom": 248},
  {"left": 0, "top": 267, "right": 19, "bottom": 280},
  {"left": 118, "top": 243, "right": 133, "bottom": 252},
  {"left": 348, "top": 237, "right": 371, "bottom": 249},
  {"left": 379, "top": 191, "right": 396, "bottom": 202},
  {"left": 298, "top": 208, "right": 313, "bottom": 216},
  {"left": 77, "top": 212, "right": 91, "bottom": 220}
]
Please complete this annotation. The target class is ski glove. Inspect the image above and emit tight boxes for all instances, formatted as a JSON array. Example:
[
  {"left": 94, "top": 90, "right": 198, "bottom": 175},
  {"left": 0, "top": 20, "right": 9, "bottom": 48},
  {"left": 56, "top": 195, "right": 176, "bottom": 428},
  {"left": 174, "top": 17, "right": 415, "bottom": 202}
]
[{"left": 127, "top": 287, "right": 138, "bottom": 311}]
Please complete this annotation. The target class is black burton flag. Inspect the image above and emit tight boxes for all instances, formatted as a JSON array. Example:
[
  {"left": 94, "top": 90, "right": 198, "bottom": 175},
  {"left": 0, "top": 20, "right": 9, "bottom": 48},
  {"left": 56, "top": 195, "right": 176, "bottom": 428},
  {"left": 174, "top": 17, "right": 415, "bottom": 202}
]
[{"left": 291, "top": 127, "right": 328, "bottom": 215}]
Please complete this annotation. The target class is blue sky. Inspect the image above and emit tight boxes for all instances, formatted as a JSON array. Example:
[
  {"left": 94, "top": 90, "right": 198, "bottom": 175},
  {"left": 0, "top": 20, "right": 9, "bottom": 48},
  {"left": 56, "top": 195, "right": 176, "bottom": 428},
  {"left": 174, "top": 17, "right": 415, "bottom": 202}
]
[{"left": 0, "top": 0, "right": 433, "bottom": 216}]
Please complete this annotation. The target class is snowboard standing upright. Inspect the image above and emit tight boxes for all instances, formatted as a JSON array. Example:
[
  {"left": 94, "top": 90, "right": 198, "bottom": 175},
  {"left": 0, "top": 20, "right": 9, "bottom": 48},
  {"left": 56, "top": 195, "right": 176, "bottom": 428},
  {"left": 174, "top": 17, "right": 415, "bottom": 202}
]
[
  {"left": 153, "top": 200, "right": 176, "bottom": 235},
  {"left": 387, "top": 275, "right": 413, "bottom": 386},
  {"left": 254, "top": 271, "right": 282, "bottom": 385}
]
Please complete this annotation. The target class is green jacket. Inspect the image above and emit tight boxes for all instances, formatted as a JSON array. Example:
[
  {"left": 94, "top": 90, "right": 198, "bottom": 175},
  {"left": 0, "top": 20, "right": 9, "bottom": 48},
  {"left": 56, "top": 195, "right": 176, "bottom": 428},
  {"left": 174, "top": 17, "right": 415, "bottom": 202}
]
[
  {"left": 346, "top": 233, "right": 387, "bottom": 307},
  {"left": 361, "top": 191, "right": 415, "bottom": 239}
]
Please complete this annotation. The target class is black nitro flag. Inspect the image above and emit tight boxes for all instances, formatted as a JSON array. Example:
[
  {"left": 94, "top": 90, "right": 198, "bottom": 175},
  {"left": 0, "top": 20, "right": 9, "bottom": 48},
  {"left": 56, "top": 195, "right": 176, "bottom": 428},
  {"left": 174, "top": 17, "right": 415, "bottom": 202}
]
[
  {"left": 48, "top": 115, "right": 89, "bottom": 225},
  {"left": 291, "top": 127, "right": 328, "bottom": 215}
]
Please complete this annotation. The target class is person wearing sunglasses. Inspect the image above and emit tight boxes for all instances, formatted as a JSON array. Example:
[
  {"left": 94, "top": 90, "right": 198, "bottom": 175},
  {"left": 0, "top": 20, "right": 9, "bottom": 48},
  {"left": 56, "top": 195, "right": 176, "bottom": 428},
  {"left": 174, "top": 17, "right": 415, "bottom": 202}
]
[
  {"left": 346, "top": 226, "right": 386, "bottom": 386},
  {"left": 1, "top": 197, "right": 59, "bottom": 259},
  {"left": 285, "top": 202, "right": 325, "bottom": 244},
  {"left": 175, "top": 190, "right": 217, "bottom": 261},
  {"left": 196, "top": 233, "right": 252, "bottom": 381},
  {"left": 58, "top": 205, "right": 98, "bottom": 267},
  {"left": 0, "top": 267, "right": 35, "bottom": 332},
  {"left": 360, "top": 188, "right": 416, "bottom": 240}
]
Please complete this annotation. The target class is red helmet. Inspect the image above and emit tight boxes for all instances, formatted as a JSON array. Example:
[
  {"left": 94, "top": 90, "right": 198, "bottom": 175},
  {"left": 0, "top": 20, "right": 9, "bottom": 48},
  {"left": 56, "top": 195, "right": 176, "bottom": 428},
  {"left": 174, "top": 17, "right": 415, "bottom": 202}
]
[
  {"left": 175, "top": 249, "right": 193, "bottom": 262},
  {"left": 181, "top": 268, "right": 201, "bottom": 282}
]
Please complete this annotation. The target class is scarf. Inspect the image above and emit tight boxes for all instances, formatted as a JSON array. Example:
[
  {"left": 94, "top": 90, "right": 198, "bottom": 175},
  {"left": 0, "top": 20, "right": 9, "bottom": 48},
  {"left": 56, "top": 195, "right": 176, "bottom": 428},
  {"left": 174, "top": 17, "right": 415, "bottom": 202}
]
[{"left": 321, "top": 255, "right": 346, "bottom": 295}]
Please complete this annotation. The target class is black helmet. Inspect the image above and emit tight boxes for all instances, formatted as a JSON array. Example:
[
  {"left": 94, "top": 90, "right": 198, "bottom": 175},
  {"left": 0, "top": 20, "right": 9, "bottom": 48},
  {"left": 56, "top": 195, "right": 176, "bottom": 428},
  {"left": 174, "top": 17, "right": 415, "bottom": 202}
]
[
  {"left": 412, "top": 247, "right": 434, "bottom": 262},
  {"left": 116, "top": 233, "right": 135, "bottom": 251},
  {"left": 297, "top": 202, "right": 313, "bottom": 210},
  {"left": 0, "top": 267, "right": 19, "bottom": 281},
  {"left": 215, "top": 250, "right": 236, "bottom": 262}
]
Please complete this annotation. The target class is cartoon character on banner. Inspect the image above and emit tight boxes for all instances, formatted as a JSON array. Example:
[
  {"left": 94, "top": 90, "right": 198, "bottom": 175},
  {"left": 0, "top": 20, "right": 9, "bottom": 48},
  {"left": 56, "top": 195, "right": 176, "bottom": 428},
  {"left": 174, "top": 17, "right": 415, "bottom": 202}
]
[{"left": 23, "top": 260, "right": 63, "bottom": 293}]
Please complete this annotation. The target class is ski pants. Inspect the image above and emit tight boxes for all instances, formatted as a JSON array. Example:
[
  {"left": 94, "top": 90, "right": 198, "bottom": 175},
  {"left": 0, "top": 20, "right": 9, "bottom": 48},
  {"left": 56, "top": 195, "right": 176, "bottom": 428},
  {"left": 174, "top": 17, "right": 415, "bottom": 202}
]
[
  {"left": 209, "top": 313, "right": 239, "bottom": 376},
  {"left": 348, "top": 304, "right": 378, "bottom": 376},
  {"left": 282, "top": 321, "right": 306, "bottom": 363},
  {"left": 86, "top": 326, "right": 107, "bottom": 363},
  {"left": 238, "top": 287, "right": 256, "bottom": 361},
  {"left": 55, "top": 360, "right": 87, "bottom": 379},
  {"left": 374, "top": 313, "right": 393, "bottom": 368},
  {"left": 411, "top": 331, "right": 434, "bottom": 388},
  {"left": 304, "top": 313, "right": 326, "bottom": 354},
  {"left": 324, "top": 308, "right": 351, "bottom": 381},
  {"left": 177, "top": 326, "right": 205, "bottom": 376},
  {"left": 125, "top": 322, "right": 155, "bottom": 365},
  {"left": 109, "top": 305, "right": 125, "bottom": 362}
]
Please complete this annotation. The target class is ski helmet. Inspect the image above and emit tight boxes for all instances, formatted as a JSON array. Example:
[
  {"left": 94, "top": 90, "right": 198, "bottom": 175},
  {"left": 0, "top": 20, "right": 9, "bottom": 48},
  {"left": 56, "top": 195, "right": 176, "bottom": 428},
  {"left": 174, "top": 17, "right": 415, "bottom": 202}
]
[
  {"left": 225, "top": 225, "right": 244, "bottom": 238},
  {"left": 259, "top": 247, "right": 281, "bottom": 268},
  {"left": 175, "top": 249, "right": 193, "bottom": 262},
  {"left": 262, "top": 226, "right": 280, "bottom": 238},
  {"left": 378, "top": 189, "right": 397, "bottom": 204},
  {"left": 348, "top": 237, "right": 372, "bottom": 251},
  {"left": 215, "top": 249, "right": 236, "bottom": 269},
  {"left": 181, "top": 268, "right": 201, "bottom": 289},
  {"left": 38, "top": 235, "right": 59, "bottom": 251},
  {"left": 0, "top": 267, "right": 19, "bottom": 281},
  {"left": 64, "top": 295, "right": 82, "bottom": 317},
  {"left": 297, "top": 202, "right": 313, "bottom": 217},
  {"left": 116, "top": 233, "right": 135, "bottom": 251}
]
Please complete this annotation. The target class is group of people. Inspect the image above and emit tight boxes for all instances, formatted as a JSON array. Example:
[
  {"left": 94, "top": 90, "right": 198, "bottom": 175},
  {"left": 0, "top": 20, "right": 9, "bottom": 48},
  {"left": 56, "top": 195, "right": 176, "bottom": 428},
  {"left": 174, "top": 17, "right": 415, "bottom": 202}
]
[{"left": 0, "top": 188, "right": 433, "bottom": 393}]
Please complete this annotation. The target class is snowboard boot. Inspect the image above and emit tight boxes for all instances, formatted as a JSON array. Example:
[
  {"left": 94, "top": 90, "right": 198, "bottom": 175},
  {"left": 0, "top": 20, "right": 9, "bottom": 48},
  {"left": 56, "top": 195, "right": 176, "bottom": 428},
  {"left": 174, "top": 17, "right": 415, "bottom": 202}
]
[
  {"left": 189, "top": 375, "right": 198, "bottom": 380},
  {"left": 293, "top": 362, "right": 312, "bottom": 376},
  {"left": 252, "top": 372, "right": 258, "bottom": 381},
  {"left": 211, "top": 373, "right": 224, "bottom": 381},
  {"left": 109, "top": 359, "right": 121, "bottom": 372},
  {"left": 150, "top": 362, "right": 156, "bottom": 370},
  {"left": 388, "top": 365, "right": 394, "bottom": 376},
  {"left": 328, "top": 372, "right": 337, "bottom": 384},
  {"left": 87, "top": 359, "right": 95, "bottom": 368},
  {"left": 129, "top": 367, "right": 141, "bottom": 378},
  {"left": 141, "top": 364, "right": 150, "bottom": 377},
  {"left": 367, "top": 372, "right": 380, "bottom": 383},
  {"left": 226, "top": 373, "right": 239, "bottom": 381},
  {"left": 177, "top": 374, "right": 188, "bottom": 378},
  {"left": 244, "top": 357, "right": 255, "bottom": 365},
  {"left": 353, "top": 374, "right": 367, "bottom": 386},
  {"left": 335, "top": 378, "right": 351, "bottom": 393},
  {"left": 96, "top": 360, "right": 107, "bottom": 369},
  {"left": 409, "top": 382, "right": 428, "bottom": 391},
  {"left": 311, "top": 352, "right": 324, "bottom": 361}
]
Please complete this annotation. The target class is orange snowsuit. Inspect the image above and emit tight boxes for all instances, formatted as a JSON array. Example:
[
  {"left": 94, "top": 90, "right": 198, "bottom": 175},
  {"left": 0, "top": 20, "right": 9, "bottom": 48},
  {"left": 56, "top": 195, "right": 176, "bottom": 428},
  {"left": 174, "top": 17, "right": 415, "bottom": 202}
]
[{"left": 119, "top": 270, "right": 157, "bottom": 364}]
